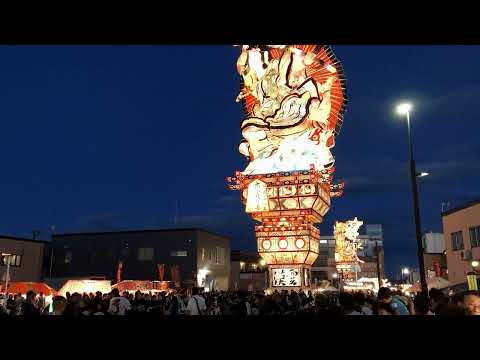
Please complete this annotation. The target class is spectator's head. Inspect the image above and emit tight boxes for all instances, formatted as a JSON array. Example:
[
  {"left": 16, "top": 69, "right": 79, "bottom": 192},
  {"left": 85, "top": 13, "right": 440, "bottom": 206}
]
[
  {"left": 429, "top": 288, "right": 446, "bottom": 312},
  {"left": 339, "top": 292, "right": 355, "bottom": 313},
  {"left": 111, "top": 288, "right": 120, "bottom": 298},
  {"left": 353, "top": 291, "right": 366, "bottom": 306},
  {"left": 52, "top": 296, "right": 67, "bottom": 315},
  {"left": 314, "top": 294, "right": 329, "bottom": 309},
  {"left": 192, "top": 287, "right": 200, "bottom": 296},
  {"left": 413, "top": 293, "right": 430, "bottom": 315},
  {"left": 452, "top": 294, "right": 463, "bottom": 307},
  {"left": 439, "top": 304, "right": 467, "bottom": 316},
  {"left": 70, "top": 292, "right": 81, "bottom": 305},
  {"left": 377, "top": 287, "right": 393, "bottom": 304},
  {"left": 463, "top": 291, "right": 480, "bottom": 315},
  {"left": 26, "top": 291, "right": 36, "bottom": 304},
  {"left": 375, "top": 302, "right": 395, "bottom": 315}
]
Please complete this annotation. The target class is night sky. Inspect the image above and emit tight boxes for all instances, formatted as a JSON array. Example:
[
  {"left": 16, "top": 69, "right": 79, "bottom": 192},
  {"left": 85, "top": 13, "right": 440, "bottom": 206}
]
[{"left": 0, "top": 45, "right": 479, "bottom": 277}]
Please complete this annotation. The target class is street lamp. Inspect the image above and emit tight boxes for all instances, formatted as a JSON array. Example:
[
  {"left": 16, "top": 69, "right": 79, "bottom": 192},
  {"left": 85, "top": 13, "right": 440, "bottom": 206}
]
[
  {"left": 396, "top": 102, "right": 428, "bottom": 295},
  {"left": 402, "top": 267, "right": 410, "bottom": 284}
]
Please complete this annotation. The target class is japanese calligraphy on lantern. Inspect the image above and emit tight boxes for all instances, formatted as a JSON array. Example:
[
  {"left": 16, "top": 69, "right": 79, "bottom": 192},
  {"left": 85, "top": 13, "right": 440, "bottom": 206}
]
[
  {"left": 246, "top": 179, "right": 269, "bottom": 213},
  {"left": 272, "top": 268, "right": 302, "bottom": 287}
]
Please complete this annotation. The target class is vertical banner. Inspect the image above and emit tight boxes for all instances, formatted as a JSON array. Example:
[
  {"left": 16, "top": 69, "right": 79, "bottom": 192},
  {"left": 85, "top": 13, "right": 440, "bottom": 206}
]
[
  {"left": 170, "top": 265, "right": 176, "bottom": 283},
  {"left": 116, "top": 261, "right": 123, "bottom": 284},
  {"left": 467, "top": 273, "right": 478, "bottom": 291},
  {"left": 157, "top": 264, "right": 165, "bottom": 282},
  {"left": 433, "top": 261, "right": 441, "bottom": 277},
  {"left": 175, "top": 265, "right": 181, "bottom": 287}
]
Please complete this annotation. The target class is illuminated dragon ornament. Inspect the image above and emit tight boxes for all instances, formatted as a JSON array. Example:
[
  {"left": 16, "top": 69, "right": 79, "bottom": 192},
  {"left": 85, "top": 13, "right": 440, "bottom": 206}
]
[
  {"left": 236, "top": 45, "right": 345, "bottom": 175},
  {"left": 227, "top": 45, "right": 347, "bottom": 289}
]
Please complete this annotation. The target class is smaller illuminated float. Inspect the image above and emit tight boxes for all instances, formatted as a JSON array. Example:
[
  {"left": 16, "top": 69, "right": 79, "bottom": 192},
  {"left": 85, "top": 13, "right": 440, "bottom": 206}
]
[{"left": 334, "top": 217, "right": 363, "bottom": 282}]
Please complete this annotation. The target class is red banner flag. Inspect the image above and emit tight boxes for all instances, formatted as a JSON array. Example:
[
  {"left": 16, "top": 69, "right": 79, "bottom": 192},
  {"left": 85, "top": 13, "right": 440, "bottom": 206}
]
[
  {"left": 175, "top": 265, "right": 181, "bottom": 287},
  {"left": 170, "top": 265, "right": 176, "bottom": 283},
  {"left": 157, "top": 264, "right": 165, "bottom": 282},
  {"left": 116, "top": 261, "right": 123, "bottom": 284}
]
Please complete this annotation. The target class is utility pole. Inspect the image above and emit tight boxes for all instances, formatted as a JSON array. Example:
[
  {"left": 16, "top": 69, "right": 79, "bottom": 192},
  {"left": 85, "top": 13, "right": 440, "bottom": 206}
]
[
  {"left": 49, "top": 225, "right": 56, "bottom": 279},
  {"left": 405, "top": 110, "right": 428, "bottom": 295}
]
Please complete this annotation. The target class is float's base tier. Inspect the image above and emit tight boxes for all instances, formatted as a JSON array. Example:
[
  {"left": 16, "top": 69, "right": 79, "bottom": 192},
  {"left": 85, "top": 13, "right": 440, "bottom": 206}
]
[
  {"left": 257, "top": 222, "right": 319, "bottom": 266},
  {"left": 268, "top": 264, "right": 312, "bottom": 288},
  {"left": 240, "top": 170, "right": 331, "bottom": 224}
]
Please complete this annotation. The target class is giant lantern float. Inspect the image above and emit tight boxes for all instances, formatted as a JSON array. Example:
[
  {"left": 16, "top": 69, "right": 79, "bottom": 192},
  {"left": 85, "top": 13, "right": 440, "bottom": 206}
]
[{"left": 227, "top": 45, "right": 347, "bottom": 290}]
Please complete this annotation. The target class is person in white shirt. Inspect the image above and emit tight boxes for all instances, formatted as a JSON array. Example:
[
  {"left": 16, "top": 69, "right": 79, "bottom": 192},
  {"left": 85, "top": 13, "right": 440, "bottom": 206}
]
[
  {"left": 186, "top": 287, "right": 206, "bottom": 315},
  {"left": 108, "top": 289, "right": 131, "bottom": 316}
]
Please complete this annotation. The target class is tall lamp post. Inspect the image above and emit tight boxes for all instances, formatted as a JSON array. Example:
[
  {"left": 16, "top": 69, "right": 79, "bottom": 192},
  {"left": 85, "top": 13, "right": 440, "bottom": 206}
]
[{"left": 396, "top": 103, "right": 428, "bottom": 295}]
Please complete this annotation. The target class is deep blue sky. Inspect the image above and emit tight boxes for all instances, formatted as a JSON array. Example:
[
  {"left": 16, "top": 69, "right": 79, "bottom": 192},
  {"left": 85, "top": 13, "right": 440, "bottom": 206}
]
[{"left": 1, "top": 45, "right": 479, "bottom": 277}]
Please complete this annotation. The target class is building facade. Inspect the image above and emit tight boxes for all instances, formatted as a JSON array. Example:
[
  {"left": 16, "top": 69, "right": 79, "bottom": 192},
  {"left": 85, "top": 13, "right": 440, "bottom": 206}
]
[
  {"left": 0, "top": 235, "right": 46, "bottom": 285},
  {"left": 442, "top": 199, "right": 480, "bottom": 285},
  {"left": 311, "top": 224, "right": 385, "bottom": 284},
  {"left": 230, "top": 250, "right": 267, "bottom": 291},
  {"left": 422, "top": 232, "right": 447, "bottom": 279},
  {"left": 48, "top": 228, "right": 230, "bottom": 290}
]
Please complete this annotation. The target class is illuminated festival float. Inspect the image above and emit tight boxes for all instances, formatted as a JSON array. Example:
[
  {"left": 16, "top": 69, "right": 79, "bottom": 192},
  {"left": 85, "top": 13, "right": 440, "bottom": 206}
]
[
  {"left": 227, "top": 45, "right": 347, "bottom": 290},
  {"left": 334, "top": 217, "right": 364, "bottom": 285}
]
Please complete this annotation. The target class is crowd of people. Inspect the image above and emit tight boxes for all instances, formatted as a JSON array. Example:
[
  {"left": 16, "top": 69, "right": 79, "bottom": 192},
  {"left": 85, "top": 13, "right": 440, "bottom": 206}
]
[{"left": 1, "top": 286, "right": 479, "bottom": 316}]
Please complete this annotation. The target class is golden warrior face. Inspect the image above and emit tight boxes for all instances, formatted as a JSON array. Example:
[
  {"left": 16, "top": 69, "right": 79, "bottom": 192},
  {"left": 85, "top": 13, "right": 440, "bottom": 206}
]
[{"left": 235, "top": 45, "right": 347, "bottom": 176}]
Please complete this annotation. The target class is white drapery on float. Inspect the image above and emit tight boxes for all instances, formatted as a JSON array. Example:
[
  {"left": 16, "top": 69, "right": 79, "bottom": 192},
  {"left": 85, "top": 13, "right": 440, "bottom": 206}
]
[{"left": 58, "top": 279, "right": 112, "bottom": 297}]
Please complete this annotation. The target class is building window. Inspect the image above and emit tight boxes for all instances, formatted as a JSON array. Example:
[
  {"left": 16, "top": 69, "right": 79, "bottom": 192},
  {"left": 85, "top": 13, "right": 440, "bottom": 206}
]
[
  {"left": 121, "top": 247, "right": 131, "bottom": 257},
  {"left": 216, "top": 247, "right": 225, "bottom": 265},
  {"left": 1, "top": 253, "right": 22, "bottom": 267},
  {"left": 170, "top": 251, "right": 187, "bottom": 257},
  {"left": 138, "top": 248, "right": 154, "bottom": 261},
  {"left": 206, "top": 248, "right": 214, "bottom": 262},
  {"left": 201, "top": 248, "right": 206, "bottom": 261},
  {"left": 451, "top": 231, "right": 464, "bottom": 251},
  {"left": 469, "top": 226, "right": 480, "bottom": 248}
]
